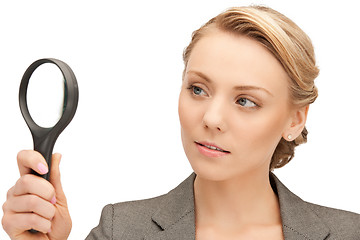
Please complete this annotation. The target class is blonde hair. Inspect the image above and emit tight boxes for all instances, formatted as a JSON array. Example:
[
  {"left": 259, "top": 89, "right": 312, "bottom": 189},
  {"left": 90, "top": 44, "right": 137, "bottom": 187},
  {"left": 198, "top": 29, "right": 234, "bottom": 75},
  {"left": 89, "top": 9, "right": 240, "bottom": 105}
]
[{"left": 183, "top": 6, "right": 319, "bottom": 170}]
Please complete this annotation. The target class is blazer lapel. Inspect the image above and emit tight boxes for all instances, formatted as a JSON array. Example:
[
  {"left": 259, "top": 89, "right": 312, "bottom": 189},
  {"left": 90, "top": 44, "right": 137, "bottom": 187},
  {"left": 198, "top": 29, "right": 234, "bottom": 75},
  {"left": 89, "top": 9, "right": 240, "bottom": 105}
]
[
  {"left": 271, "top": 173, "right": 330, "bottom": 240},
  {"left": 144, "top": 173, "right": 196, "bottom": 240},
  {"left": 146, "top": 173, "right": 330, "bottom": 240}
]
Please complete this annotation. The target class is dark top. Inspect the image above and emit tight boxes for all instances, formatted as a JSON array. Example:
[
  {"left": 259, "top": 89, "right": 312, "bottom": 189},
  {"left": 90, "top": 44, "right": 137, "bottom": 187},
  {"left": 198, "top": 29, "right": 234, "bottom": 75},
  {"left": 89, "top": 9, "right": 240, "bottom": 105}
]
[{"left": 86, "top": 173, "right": 360, "bottom": 239}]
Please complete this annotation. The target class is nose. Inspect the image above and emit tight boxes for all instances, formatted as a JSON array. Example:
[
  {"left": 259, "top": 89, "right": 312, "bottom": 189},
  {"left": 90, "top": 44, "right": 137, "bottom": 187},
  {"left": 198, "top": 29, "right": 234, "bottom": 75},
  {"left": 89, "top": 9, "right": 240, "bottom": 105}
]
[{"left": 202, "top": 99, "right": 227, "bottom": 132}]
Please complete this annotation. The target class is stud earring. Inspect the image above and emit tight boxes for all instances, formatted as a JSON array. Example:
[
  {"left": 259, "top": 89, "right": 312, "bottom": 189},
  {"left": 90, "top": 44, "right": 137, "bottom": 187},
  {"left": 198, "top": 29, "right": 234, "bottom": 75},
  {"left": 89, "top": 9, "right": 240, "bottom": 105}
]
[{"left": 287, "top": 134, "right": 292, "bottom": 140}]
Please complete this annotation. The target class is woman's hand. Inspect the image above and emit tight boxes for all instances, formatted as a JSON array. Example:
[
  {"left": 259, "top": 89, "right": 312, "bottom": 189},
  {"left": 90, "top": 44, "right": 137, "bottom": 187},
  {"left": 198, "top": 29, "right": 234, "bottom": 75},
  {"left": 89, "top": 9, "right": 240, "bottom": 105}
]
[{"left": 2, "top": 150, "right": 72, "bottom": 240}]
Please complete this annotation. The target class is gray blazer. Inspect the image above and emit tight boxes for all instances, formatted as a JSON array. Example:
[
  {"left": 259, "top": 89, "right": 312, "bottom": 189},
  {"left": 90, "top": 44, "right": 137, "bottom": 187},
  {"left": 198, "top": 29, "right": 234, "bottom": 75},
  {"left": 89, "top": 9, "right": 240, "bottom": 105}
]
[{"left": 86, "top": 173, "right": 360, "bottom": 239}]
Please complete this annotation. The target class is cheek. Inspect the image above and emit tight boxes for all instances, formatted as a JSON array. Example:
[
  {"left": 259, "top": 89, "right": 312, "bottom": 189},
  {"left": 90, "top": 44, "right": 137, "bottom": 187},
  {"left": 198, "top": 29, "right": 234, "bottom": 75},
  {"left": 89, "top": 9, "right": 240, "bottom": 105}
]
[
  {"left": 178, "top": 90, "right": 202, "bottom": 134},
  {"left": 178, "top": 90, "right": 199, "bottom": 156},
  {"left": 256, "top": 111, "right": 287, "bottom": 137},
  {"left": 178, "top": 91, "right": 190, "bottom": 132},
  {"left": 231, "top": 107, "right": 289, "bottom": 155}
]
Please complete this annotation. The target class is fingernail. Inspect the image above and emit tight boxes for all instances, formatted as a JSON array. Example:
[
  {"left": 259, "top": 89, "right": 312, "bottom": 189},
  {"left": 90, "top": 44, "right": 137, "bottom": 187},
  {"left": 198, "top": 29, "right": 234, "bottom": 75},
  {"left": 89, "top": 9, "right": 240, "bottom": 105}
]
[
  {"left": 37, "top": 163, "right": 48, "bottom": 174},
  {"left": 48, "top": 228, "right": 52, "bottom": 233},
  {"left": 51, "top": 196, "right": 57, "bottom": 204}
]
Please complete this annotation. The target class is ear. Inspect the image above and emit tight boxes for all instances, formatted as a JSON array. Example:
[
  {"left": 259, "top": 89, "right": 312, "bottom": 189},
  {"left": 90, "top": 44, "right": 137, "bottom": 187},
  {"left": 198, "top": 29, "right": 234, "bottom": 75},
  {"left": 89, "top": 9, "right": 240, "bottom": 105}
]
[{"left": 282, "top": 105, "right": 309, "bottom": 141}]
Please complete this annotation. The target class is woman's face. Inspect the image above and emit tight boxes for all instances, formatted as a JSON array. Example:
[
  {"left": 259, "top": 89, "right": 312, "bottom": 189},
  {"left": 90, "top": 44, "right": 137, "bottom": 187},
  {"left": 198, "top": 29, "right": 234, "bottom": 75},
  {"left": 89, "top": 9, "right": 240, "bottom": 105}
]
[{"left": 178, "top": 28, "right": 298, "bottom": 181}]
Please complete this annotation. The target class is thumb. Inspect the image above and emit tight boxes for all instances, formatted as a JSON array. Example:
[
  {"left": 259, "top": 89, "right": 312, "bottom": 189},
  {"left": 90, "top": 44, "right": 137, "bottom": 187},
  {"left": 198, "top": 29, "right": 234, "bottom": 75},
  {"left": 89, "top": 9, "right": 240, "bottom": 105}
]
[{"left": 49, "top": 153, "right": 68, "bottom": 205}]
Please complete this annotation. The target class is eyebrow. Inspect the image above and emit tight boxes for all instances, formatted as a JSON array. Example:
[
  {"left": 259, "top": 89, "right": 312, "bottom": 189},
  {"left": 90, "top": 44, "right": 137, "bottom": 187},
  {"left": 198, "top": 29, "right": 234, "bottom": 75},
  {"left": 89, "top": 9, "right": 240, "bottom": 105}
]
[{"left": 186, "top": 70, "right": 274, "bottom": 97}]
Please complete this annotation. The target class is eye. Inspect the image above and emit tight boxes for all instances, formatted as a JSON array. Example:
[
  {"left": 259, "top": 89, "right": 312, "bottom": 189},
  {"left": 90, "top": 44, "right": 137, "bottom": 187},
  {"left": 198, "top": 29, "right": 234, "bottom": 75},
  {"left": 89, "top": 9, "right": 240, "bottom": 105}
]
[
  {"left": 236, "top": 97, "right": 257, "bottom": 108},
  {"left": 188, "top": 85, "right": 207, "bottom": 96},
  {"left": 193, "top": 86, "right": 205, "bottom": 95}
]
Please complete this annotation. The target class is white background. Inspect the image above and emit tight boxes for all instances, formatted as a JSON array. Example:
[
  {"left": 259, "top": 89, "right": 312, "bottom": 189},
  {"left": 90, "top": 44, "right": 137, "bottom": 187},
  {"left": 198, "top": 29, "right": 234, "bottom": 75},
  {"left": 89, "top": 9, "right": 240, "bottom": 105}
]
[{"left": 1, "top": 0, "right": 359, "bottom": 239}]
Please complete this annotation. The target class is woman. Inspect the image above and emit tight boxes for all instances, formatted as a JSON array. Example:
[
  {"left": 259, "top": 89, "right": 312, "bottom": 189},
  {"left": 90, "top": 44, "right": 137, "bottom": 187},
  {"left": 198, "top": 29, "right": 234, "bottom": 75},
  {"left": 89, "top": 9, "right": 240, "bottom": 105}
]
[{"left": 2, "top": 5, "right": 360, "bottom": 240}]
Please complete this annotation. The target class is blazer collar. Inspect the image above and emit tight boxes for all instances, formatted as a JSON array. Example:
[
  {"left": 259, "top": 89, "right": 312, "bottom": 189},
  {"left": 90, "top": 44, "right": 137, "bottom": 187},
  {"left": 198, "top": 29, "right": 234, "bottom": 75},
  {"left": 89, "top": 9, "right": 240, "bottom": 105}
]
[
  {"left": 146, "top": 173, "right": 330, "bottom": 240},
  {"left": 146, "top": 173, "right": 196, "bottom": 240},
  {"left": 270, "top": 173, "right": 330, "bottom": 240}
]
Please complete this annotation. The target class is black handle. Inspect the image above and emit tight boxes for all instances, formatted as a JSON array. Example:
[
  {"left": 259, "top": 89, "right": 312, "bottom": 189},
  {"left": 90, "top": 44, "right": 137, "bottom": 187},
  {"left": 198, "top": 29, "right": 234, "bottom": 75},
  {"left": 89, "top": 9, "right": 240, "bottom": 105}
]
[{"left": 31, "top": 132, "right": 56, "bottom": 181}]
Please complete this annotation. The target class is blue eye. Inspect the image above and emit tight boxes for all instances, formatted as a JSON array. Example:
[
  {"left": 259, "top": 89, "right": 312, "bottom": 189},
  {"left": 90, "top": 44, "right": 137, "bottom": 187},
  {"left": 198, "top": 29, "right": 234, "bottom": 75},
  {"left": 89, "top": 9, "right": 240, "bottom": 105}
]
[
  {"left": 189, "top": 85, "right": 206, "bottom": 96},
  {"left": 237, "top": 97, "right": 257, "bottom": 107}
]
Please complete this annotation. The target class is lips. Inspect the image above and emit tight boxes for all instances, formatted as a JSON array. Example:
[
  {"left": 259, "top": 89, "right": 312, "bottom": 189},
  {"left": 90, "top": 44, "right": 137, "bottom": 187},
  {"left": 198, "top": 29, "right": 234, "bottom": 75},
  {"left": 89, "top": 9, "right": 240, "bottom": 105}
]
[
  {"left": 195, "top": 141, "right": 230, "bottom": 157},
  {"left": 196, "top": 142, "right": 230, "bottom": 153}
]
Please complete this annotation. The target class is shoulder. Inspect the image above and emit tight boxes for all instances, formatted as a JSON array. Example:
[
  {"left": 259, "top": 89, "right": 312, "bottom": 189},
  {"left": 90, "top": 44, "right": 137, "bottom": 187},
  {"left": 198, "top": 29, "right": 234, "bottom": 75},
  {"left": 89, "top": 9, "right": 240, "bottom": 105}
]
[
  {"left": 271, "top": 172, "right": 360, "bottom": 239},
  {"left": 85, "top": 195, "right": 166, "bottom": 239},
  {"left": 85, "top": 173, "right": 196, "bottom": 240},
  {"left": 112, "top": 194, "right": 167, "bottom": 227},
  {"left": 305, "top": 201, "right": 360, "bottom": 236}
]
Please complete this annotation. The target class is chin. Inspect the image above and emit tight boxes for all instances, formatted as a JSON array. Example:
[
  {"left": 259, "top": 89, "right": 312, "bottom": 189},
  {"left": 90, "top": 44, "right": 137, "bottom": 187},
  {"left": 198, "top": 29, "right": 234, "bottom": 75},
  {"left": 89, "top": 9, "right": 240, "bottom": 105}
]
[
  {"left": 189, "top": 156, "right": 268, "bottom": 183},
  {"left": 189, "top": 159, "right": 238, "bottom": 182}
]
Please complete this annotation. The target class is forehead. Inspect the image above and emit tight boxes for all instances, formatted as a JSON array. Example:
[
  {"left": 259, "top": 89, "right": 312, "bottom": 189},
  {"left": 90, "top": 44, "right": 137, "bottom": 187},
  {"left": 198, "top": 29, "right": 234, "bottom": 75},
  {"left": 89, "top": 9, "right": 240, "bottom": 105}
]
[{"left": 186, "top": 29, "right": 289, "bottom": 93}]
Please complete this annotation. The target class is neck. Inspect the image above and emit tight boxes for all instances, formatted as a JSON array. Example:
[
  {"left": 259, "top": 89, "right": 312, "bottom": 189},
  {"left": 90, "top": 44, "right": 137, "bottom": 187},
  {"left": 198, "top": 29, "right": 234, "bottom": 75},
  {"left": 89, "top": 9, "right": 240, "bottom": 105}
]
[{"left": 194, "top": 170, "right": 281, "bottom": 230}]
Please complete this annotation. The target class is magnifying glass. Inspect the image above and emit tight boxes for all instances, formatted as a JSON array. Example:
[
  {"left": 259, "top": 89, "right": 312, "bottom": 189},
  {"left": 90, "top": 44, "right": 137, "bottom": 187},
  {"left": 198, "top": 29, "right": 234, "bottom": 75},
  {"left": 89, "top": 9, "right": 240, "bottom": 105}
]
[{"left": 19, "top": 58, "right": 79, "bottom": 181}]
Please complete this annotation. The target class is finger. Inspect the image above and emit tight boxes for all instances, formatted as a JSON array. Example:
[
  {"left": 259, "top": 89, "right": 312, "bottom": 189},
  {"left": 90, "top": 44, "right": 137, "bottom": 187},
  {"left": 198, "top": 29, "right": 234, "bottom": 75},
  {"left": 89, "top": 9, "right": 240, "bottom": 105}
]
[
  {"left": 2, "top": 212, "right": 51, "bottom": 235},
  {"left": 3, "top": 194, "right": 56, "bottom": 220},
  {"left": 6, "top": 186, "right": 14, "bottom": 200},
  {"left": 13, "top": 174, "right": 56, "bottom": 203},
  {"left": 49, "top": 153, "right": 67, "bottom": 204},
  {"left": 17, "top": 150, "right": 49, "bottom": 176}
]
